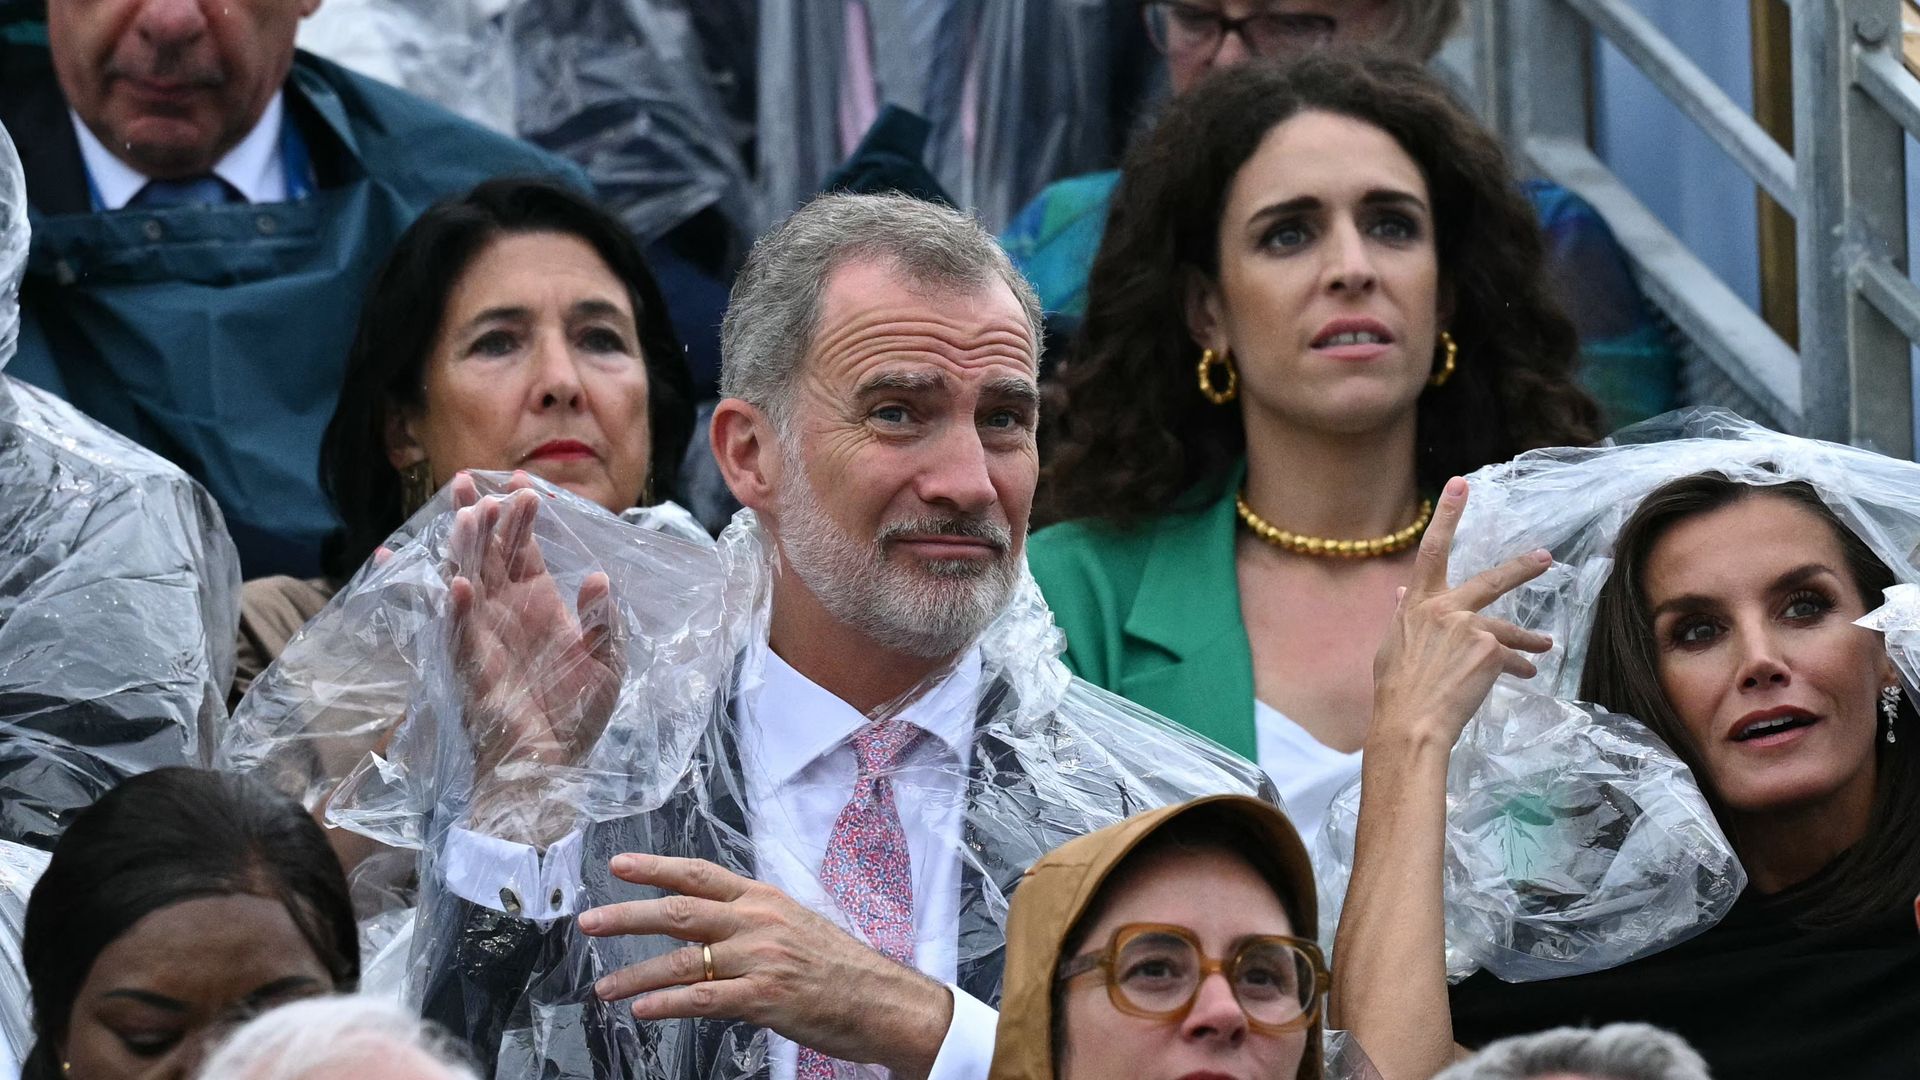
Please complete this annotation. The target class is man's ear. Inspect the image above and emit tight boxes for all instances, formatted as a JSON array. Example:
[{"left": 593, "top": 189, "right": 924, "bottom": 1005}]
[
  {"left": 300, "top": 0, "right": 325, "bottom": 18},
  {"left": 1183, "top": 268, "right": 1227, "bottom": 355},
  {"left": 384, "top": 405, "right": 426, "bottom": 473},
  {"left": 711, "top": 398, "right": 782, "bottom": 515}
]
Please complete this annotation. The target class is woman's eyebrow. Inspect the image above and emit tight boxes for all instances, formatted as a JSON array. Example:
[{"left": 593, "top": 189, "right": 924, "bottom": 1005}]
[
  {"left": 240, "top": 975, "right": 325, "bottom": 1007},
  {"left": 1247, "top": 196, "right": 1319, "bottom": 225},
  {"left": 568, "top": 298, "right": 634, "bottom": 325},
  {"left": 101, "top": 989, "right": 188, "bottom": 1012},
  {"left": 458, "top": 305, "right": 530, "bottom": 334},
  {"left": 1772, "top": 562, "right": 1838, "bottom": 590},
  {"left": 1649, "top": 592, "right": 1716, "bottom": 619}
]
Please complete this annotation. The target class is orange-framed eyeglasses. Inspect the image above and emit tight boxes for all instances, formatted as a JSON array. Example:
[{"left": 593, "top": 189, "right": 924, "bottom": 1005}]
[{"left": 1055, "top": 922, "right": 1329, "bottom": 1035}]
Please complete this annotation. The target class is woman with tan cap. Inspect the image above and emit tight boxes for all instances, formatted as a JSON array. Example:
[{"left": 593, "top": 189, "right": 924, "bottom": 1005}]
[{"left": 988, "top": 795, "right": 1327, "bottom": 1080}]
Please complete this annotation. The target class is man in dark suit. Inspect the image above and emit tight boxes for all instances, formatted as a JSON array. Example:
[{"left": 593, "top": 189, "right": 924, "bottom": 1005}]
[
  {"left": 0, "top": 0, "right": 587, "bottom": 576},
  {"left": 405, "top": 192, "right": 1272, "bottom": 1078}
]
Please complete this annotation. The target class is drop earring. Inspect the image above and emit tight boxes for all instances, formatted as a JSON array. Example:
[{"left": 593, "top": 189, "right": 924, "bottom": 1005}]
[{"left": 1881, "top": 685, "right": 1901, "bottom": 744}]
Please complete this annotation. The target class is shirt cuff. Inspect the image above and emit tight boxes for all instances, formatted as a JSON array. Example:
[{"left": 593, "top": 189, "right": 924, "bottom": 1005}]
[
  {"left": 927, "top": 986, "right": 998, "bottom": 1080},
  {"left": 440, "top": 826, "right": 584, "bottom": 922}
]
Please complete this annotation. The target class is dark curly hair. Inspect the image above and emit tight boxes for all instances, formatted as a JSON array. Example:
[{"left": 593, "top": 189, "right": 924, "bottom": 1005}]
[{"left": 1041, "top": 52, "right": 1601, "bottom": 525}]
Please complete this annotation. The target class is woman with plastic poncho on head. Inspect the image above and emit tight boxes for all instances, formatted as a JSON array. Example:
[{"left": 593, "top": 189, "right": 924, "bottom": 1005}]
[
  {"left": 988, "top": 795, "right": 1332, "bottom": 1080},
  {"left": 1333, "top": 415, "right": 1920, "bottom": 1080},
  {"left": 1027, "top": 54, "right": 1600, "bottom": 852},
  {"left": 1003, "top": 0, "right": 1680, "bottom": 429}
]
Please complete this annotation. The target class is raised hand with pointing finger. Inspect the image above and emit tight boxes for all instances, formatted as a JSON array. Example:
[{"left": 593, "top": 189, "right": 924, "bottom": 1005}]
[
  {"left": 1334, "top": 476, "right": 1556, "bottom": 1080},
  {"left": 1371, "top": 475, "right": 1557, "bottom": 753}
]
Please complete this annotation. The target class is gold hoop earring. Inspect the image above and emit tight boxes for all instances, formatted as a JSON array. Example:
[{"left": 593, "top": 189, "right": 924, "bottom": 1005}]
[
  {"left": 1429, "top": 331, "right": 1458, "bottom": 388},
  {"left": 1197, "top": 347, "right": 1239, "bottom": 405},
  {"left": 400, "top": 459, "right": 435, "bottom": 516}
]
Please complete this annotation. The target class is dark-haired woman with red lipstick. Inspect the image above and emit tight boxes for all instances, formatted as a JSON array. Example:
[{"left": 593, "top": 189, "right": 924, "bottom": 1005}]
[
  {"left": 1027, "top": 54, "right": 1599, "bottom": 848},
  {"left": 231, "top": 178, "right": 700, "bottom": 708}
]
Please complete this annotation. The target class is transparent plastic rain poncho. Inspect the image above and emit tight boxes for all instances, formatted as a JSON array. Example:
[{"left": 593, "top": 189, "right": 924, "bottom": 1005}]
[
  {"left": 1313, "top": 408, "right": 1920, "bottom": 983},
  {"left": 224, "top": 472, "right": 1271, "bottom": 1076},
  {"left": 0, "top": 122, "right": 240, "bottom": 849},
  {"left": 295, "top": 0, "right": 755, "bottom": 247},
  {"left": 0, "top": 839, "right": 49, "bottom": 1074},
  {"left": 222, "top": 484, "right": 709, "bottom": 918},
  {"left": 757, "top": 0, "right": 1130, "bottom": 232}
]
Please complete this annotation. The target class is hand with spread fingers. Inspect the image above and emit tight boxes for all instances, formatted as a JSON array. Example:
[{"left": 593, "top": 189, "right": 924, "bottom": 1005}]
[
  {"left": 448, "top": 471, "right": 623, "bottom": 844},
  {"left": 1372, "top": 476, "right": 1557, "bottom": 750},
  {"left": 579, "top": 853, "right": 955, "bottom": 1080}
]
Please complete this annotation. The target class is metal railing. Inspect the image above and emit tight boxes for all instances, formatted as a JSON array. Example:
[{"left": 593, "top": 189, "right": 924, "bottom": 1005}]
[{"left": 1470, "top": 0, "right": 1920, "bottom": 457}]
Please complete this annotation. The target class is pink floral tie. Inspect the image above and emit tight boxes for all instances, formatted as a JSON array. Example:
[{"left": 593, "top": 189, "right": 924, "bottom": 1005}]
[{"left": 796, "top": 718, "right": 926, "bottom": 1080}]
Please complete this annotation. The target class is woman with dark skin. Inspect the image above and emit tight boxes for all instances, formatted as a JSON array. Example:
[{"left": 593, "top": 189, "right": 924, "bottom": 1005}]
[
  {"left": 1028, "top": 55, "right": 1599, "bottom": 844},
  {"left": 1337, "top": 473, "right": 1920, "bottom": 1078},
  {"left": 20, "top": 767, "right": 358, "bottom": 1080}
]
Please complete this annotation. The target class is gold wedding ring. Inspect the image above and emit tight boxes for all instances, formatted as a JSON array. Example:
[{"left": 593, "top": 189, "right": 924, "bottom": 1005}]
[{"left": 701, "top": 943, "right": 716, "bottom": 983}]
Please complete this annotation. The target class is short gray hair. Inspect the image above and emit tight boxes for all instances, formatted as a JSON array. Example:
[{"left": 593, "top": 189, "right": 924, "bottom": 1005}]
[
  {"left": 719, "top": 192, "right": 1043, "bottom": 422},
  {"left": 1433, "top": 1024, "right": 1712, "bottom": 1080},
  {"left": 195, "top": 995, "right": 480, "bottom": 1080}
]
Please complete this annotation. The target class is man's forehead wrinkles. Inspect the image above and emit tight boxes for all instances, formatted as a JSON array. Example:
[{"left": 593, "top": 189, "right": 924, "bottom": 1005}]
[{"left": 812, "top": 314, "right": 1033, "bottom": 356}]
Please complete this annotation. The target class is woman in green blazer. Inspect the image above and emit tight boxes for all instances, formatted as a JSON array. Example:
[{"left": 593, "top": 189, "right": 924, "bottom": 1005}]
[{"left": 1028, "top": 56, "right": 1601, "bottom": 845}]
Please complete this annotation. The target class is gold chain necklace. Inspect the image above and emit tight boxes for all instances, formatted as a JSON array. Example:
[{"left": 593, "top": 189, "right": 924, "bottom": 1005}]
[{"left": 1234, "top": 490, "right": 1434, "bottom": 559}]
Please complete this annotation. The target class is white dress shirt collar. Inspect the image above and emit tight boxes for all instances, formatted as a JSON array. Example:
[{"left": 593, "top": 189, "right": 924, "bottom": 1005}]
[
  {"left": 70, "top": 91, "right": 290, "bottom": 210},
  {"left": 745, "top": 643, "right": 984, "bottom": 788}
]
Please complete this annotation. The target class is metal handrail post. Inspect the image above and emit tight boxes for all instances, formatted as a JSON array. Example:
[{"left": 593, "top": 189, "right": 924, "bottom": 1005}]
[
  {"left": 1794, "top": 0, "right": 1914, "bottom": 455},
  {"left": 1507, "top": 0, "right": 1592, "bottom": 156}
]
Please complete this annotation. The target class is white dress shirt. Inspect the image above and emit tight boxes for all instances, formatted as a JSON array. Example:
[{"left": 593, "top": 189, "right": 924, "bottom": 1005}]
[
  {"left": 443, "top": 644, "right": 1000, "bottom": 1080},
  {"left": 70, "top": 92, "right": 291, "bottom": 209}
]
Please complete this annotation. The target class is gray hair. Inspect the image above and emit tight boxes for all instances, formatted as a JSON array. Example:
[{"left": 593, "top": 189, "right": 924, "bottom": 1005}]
[
  {"left": 1433, "top": 1024, "right": 1713, "bottom": 1080},
  {"left": 718, "top": 192, "right": 1043, "bottom": 425},
  {"left": 195, "top": 995, "right": 480, "bottom": 1080}
]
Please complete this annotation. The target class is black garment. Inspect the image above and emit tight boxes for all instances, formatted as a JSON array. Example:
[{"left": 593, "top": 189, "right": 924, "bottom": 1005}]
[
  {"left": 1449, "top": 880, "right": 1920, "bottom": 1078},
  {"left": 420, "top": 680, "right": 1274, "bottom": 1078}
]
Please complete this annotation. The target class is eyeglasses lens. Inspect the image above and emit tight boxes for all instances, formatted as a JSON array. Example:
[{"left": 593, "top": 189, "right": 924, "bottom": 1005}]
[
  {"left": 1113, "top": 932, "right": 1311, "bottom": 1025},
  {"left": 1143, "top": 4, "right": 1336, "bottom": 59}
]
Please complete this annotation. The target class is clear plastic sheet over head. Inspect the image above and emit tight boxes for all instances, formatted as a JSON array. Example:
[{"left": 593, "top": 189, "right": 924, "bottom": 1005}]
[
  {"left": 297, "top": 0, "right": 755, "bottom": 246},
  {"left": 0, "top": 839, "right": 49, "bottom": 1073},
  {"left": 0, "top": 121, "right": 241, "bottom": 849},
  {"left": 1317, "top": 409, "right": 1920, "bottom": 982},
  {"left": 233, "top": 472, "right": 1272, "bottom": 1076}
]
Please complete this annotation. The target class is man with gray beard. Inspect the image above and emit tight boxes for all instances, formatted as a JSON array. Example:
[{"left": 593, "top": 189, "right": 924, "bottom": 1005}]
[{"left": 409, "top": 192, "right": 1271, "bottom": 1079}]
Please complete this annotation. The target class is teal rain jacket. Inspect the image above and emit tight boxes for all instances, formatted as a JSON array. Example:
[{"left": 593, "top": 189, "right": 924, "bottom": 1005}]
[{"left": 0, "top": 22, "right": 590, "bottom": 575}]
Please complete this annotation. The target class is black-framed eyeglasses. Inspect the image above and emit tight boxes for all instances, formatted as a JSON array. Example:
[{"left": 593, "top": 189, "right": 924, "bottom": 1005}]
[
  {"left": 1056, "top": 922, "right": 1329, "bottom": 1034},
  {"left": 1141, "top": 2, "right": 1338, "bottom": 61}
]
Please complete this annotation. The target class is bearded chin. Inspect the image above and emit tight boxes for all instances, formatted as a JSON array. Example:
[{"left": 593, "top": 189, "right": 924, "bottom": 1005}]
[{"left": 776, "top": 467, "right": 1017, "bottom": 660}]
